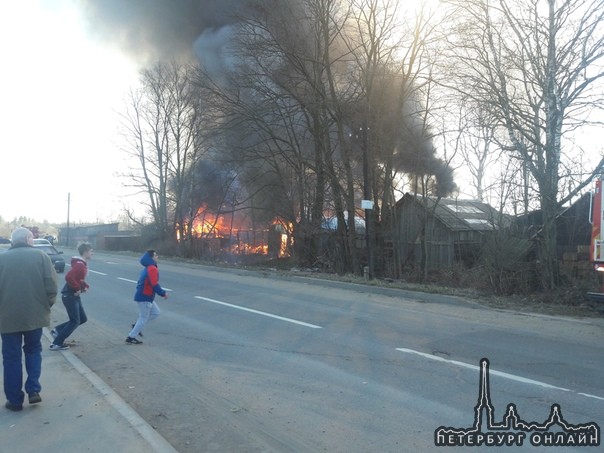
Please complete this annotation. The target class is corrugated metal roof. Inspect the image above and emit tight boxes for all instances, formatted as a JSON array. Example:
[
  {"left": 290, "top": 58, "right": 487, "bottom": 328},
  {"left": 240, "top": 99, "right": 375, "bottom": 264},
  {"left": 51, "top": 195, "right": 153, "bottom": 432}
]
[{"left": 404, "top": 194, "right": 498, "bottom": 232}]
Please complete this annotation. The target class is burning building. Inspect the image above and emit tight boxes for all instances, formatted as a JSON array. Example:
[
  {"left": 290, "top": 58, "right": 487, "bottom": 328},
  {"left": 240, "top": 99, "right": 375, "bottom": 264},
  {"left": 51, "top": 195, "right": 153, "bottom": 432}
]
[{"left": 178, "top": 205, "right": 291, "bottom": 259}]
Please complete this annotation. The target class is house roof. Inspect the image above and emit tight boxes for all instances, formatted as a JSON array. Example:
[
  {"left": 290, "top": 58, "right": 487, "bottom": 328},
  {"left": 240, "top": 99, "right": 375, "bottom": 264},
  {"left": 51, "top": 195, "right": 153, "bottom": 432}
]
[
  {"left": 400, "top": 193, "right": 500, "bottom": 232},
  {"left": 322, "top": 216, "right": 366, "bottom": 231},
  {"left": 514, "top": 192, "right": 592, "bottom": 244}
]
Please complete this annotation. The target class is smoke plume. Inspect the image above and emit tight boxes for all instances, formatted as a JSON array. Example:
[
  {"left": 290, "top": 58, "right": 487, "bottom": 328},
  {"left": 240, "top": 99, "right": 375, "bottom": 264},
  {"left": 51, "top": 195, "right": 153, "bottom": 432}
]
[{"left": 75, "top": 0, "right": 245, "bottom": 63}]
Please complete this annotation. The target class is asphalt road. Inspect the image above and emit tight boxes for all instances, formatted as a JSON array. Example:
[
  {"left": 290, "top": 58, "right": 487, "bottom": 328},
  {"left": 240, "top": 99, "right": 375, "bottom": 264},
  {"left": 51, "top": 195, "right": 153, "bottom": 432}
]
[{"left": 46, "top": 250, "right": 603, "bottom": 452}]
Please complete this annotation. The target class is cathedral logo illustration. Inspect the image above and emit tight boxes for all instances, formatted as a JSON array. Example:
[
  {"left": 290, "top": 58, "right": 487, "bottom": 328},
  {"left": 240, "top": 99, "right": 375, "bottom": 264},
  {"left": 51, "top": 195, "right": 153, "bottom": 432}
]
[{"left": 434, "top": 358, "right": 600, "bottom": 447}]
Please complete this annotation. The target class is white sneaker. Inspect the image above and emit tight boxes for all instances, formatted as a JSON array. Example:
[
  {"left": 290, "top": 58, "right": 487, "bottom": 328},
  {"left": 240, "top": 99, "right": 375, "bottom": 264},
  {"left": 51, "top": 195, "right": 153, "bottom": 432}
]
[
  {"left": 49, "top": 344, "right": 69, "bottom": 351},
  {"left": 51, "top": 328, "right": 58, "bottom": 339}
]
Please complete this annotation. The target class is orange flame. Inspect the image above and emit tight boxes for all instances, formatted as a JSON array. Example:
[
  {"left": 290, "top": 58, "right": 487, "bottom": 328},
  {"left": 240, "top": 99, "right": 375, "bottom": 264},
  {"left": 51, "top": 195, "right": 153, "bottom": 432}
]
[{"left": 178, "top": 206, "right": 292, "bottom": 257}]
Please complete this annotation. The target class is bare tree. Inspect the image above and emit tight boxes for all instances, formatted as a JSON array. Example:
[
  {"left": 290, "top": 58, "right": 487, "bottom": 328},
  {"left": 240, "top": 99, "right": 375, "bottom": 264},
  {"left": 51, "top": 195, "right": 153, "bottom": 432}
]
[
  {"left": 202, "top": 0, "right": 361, "bottom": 272},
  {"left": 189, "top": 0, "right": 457, "bottom": 276},
  {"left": 192, "top": 9, "right": 324, "bottom": 265},
  {"left": 119, "top": 86, "right": 170, "bottom": 239},
  {"left": 119, "top": 61, "right": 207, "bottom": 248},
  {"left": 442, "top": 0, "right": 604, "bottom": 289},
  {"left": 448, "top": 102, "right": 499, "bottom": 203}
]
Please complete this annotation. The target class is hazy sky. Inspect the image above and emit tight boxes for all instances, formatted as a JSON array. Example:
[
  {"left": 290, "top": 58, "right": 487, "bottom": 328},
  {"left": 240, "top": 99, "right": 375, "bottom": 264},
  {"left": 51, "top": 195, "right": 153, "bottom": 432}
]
[
  {"left": 1, "top": 1, "right": 140, "bottom": 224},
  {"left": 0, "top": 0, "right": 255, "bottom": 225},
  {"left": 2, "top": 0, "right": 597, "bottom": 225},
  {"left": 0, "top": 0, "right": 442, "bottom": 225}
]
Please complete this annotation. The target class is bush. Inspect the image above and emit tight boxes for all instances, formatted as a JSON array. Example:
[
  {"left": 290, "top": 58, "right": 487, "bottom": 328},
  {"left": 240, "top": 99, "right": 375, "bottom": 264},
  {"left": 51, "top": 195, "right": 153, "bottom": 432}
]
[{"left": 479, "top": 234, "right": 537, "bottom": 294}]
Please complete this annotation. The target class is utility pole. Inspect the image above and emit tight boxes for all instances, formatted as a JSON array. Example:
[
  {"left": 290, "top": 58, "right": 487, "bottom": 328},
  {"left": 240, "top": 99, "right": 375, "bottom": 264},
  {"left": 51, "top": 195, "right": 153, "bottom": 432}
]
[
  {"left": 361, "top": 125, "right": 374, "bottom": 280},
  {"left": 66, "top": 192, "right": 70, "bottom": 247}
]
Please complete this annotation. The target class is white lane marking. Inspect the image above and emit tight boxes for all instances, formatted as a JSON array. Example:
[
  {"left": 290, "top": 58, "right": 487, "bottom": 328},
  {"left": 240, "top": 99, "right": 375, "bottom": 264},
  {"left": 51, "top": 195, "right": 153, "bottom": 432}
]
[
  {"left": 396, "top": 348, "right": 604, "bottom": 400},
  {"left": 396, "top": 348, "right": 571, "bottom": 391},
  {"left": 117, "top": 277, "right": 172, "bottom": 291},
  {"left": 195, "top": 296, "right": 322, "bottom": 329},
  {"left": 578, "top": 392, "right": 604, "bottom": 401},
  {"left": 88, "top": 270, "right": 107, "bottom": 275}
]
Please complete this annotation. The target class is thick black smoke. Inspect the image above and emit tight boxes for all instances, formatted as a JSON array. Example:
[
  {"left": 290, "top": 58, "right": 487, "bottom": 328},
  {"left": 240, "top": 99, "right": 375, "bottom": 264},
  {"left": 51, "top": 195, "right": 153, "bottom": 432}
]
[
  {"left": 76, "top": 0, "right": 456, "bottom": 198},
  {"left": 393, "top": 113, "right": 458, "bottom": 197},
  {"left": 75, "top": 0, "right": 245, "bottom": 63}
]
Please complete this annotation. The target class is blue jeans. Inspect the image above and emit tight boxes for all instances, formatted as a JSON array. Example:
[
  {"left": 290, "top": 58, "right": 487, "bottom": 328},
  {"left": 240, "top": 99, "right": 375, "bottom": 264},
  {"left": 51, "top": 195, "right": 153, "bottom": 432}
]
[
  {"left": 53, "top": 294, "right": 87, "bottom": 346},
  {"left": 128, "top": 301, "right": 160, "bottom": 337},
  {"left": 2, "top": 328, "right": 43, "bottom": 405}
]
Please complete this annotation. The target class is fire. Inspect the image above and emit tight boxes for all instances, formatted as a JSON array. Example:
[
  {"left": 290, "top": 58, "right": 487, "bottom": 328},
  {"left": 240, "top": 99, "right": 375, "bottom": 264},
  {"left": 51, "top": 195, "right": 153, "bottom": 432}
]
[
  {"left": 191, "top": 210, "right": 229, "bottom": 238},
  {"left": 271, "top": 218, "right": 292, "bottom": 258},
  {"left": 178, "top": 206, "right": 292, "bottom": 257}
]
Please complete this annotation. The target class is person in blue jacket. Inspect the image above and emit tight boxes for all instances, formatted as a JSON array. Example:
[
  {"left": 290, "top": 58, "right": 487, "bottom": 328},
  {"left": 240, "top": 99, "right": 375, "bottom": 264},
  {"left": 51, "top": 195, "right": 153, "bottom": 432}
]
[{"left": 125, "top": 250, "right": 168, "bottom": 344}]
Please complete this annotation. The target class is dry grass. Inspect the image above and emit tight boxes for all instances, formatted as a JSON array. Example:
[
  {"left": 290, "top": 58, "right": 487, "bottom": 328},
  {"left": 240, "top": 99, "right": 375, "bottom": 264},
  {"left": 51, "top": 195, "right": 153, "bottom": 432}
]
[{"left": 239, "top": 257, "right": 604, "bottom": 318}]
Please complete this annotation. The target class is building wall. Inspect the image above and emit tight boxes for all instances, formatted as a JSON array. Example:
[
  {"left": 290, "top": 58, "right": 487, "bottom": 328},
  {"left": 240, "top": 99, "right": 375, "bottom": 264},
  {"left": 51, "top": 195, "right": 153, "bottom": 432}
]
[
  {"left": 102, "top": 235, "right": 142, "bottom": 252},
  {"left": 392, "top": 196, "right": 486, "bottom": 270},
  {"left": 58, "top": 223, "right": 120, "bottom": 247},
  {"left": 395, "top": 198, "right": 455, "bottom": 269}
]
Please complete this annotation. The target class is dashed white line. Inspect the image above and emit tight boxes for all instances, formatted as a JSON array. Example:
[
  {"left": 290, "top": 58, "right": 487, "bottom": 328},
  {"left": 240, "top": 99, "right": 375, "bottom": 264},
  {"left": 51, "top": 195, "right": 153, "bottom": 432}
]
[
  {"left": 195, "top": 296, "right": 322, "bottom": 329},
  {"left": 88, "top": 270, "right": 107, "bottom": 275},
  {"left": 116, "top": 277, "right": 172, "bottom": 291},
  {"left": 395, "top": 347, "right": 604, "bottom": 400},
  {"left": 577, "top": 392, "right": 604, "bottom": 401},
  {"left": 396, "top": 347, "right": 570, "bottom": 391}
]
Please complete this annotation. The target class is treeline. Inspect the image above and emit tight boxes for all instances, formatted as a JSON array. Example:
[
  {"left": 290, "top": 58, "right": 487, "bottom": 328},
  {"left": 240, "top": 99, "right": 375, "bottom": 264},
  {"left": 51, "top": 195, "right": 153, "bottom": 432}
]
[{"left": 118, "top": 0, "right": 604, "bottom": 291}]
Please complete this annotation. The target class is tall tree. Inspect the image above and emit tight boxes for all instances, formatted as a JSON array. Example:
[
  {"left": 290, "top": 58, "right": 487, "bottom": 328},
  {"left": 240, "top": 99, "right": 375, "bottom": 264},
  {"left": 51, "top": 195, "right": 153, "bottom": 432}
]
[
  {"left": 442, "top": 0, "right": 604, "bottom": 289},
  {"left": 120, "top": 61, "right": 207, "bottom": 247},
  {"left": 346, "top": 1, "right": 457, "bottom": 278},
  {"left": 202, "top": 0, "right": 360, "bottom": 272}
]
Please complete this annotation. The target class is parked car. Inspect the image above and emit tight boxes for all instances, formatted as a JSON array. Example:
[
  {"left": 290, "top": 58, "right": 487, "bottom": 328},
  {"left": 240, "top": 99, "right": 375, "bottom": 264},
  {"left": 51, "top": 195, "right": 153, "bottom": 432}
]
[
  {"left": 33, "top": 238, "right": 52, "bottom": 246},
  {"left": 34, "top": 244, "right": 65, "bottom": 273},
  {"left": 0, "top": 237, "right": 10, "bottom": 245}
]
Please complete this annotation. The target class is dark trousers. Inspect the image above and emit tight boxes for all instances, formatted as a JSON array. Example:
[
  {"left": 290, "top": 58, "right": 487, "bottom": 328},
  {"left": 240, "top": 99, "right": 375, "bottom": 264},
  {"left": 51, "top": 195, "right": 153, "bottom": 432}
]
[
  {"left": 1, "top": 328, "right": 43, "bottom": 405},
  {"left": 53, "top": 294, "right": 87, "bottom": 346}
]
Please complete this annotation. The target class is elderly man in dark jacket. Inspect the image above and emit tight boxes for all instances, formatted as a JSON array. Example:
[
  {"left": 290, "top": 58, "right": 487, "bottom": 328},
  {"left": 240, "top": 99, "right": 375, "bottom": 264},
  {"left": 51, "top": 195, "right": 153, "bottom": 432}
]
[{"left": 0, "top": 227, "right": 57, "bottom": 411}]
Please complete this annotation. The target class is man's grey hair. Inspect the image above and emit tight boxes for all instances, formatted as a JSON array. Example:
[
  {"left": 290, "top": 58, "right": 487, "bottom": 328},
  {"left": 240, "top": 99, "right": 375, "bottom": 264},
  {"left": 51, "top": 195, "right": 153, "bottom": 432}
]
[{"left": 11, "top": 227, "right": 33, "bottom": 245}]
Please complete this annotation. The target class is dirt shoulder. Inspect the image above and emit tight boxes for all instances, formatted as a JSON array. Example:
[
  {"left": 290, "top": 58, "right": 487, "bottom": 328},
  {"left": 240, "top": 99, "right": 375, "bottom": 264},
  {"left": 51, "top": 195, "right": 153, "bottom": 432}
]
[
  {"left": 468, "top": 292, "right": 603, "bottom": 318},
  {"left": 258, "top": 267, "right": 604, "bottom": 319}
]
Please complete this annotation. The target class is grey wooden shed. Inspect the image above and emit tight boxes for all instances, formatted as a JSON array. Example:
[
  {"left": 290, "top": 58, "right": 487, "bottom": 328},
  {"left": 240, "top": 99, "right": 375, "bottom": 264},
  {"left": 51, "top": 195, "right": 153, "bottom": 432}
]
[{"left": 389, "top": 193, "right": 501, "bottom": 269}]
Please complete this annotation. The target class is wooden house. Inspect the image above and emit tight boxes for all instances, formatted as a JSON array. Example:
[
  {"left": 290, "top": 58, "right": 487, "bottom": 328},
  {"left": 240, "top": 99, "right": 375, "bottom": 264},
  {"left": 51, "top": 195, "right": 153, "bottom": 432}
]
[
  {"left": 515, "top": 192, "right": 592, "bottom": 255},
  {"left": 388, "top": 193, "right": 502, "bottom": 269}
]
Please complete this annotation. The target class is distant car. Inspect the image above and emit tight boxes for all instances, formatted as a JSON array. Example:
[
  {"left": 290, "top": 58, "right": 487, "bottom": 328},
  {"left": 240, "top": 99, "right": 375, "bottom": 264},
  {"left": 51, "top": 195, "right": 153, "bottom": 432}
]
[
  {"left": 34, "top": 244, "right": 65, "bottom": 273},
  {"left": 0, "top": 237, "right": 10, "bottom": 245},
  {"left": 33, "top": 238, "right": 52, "bottom": 246}
]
